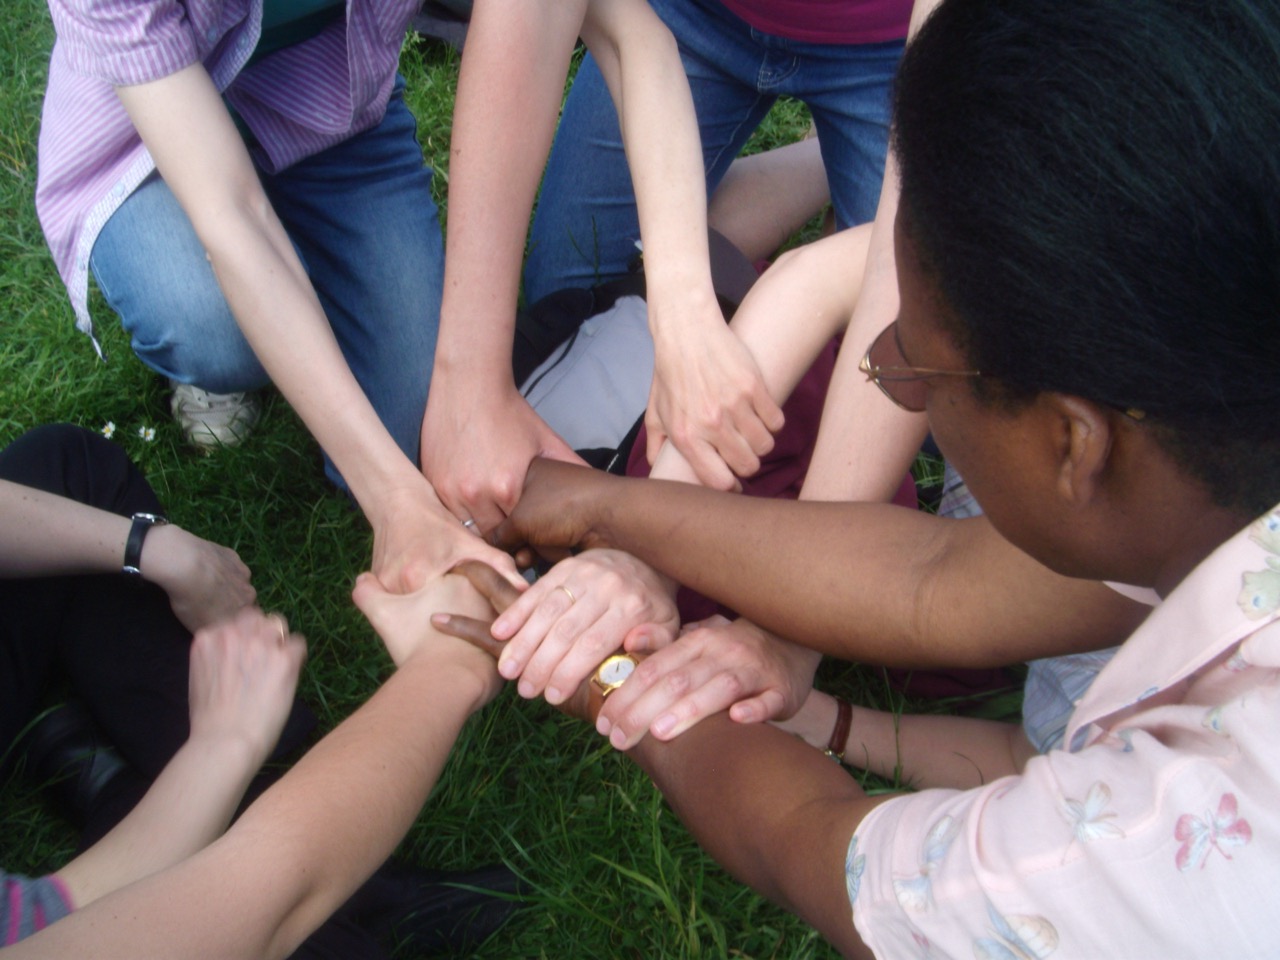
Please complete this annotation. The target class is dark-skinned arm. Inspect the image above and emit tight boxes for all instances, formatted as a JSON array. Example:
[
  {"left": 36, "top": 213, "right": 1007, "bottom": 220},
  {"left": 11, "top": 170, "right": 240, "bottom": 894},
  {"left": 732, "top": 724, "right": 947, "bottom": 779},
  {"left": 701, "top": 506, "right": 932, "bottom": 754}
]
[{"left": 495, "top": 459, "right": 1149, "bottom": 667}]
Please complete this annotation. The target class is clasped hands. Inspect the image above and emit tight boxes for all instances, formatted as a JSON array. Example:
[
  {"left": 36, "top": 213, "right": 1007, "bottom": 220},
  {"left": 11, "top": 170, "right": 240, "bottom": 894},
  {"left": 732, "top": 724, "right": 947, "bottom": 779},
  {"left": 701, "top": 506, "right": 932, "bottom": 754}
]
[{"left": 419, "top": 460, "right": 819, "bottom": 748}]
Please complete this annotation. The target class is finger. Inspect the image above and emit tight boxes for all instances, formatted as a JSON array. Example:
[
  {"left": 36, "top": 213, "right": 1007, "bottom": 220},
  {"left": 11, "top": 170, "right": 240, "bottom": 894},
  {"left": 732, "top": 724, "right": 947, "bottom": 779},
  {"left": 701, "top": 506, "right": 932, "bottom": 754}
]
[
  {"left": 728, "top": 688, "right": 787, "bottom": 724},
  {"left": 685, "top": 439, "right": 742, "bottom": 493},
  {"left": 616, "top": 666, "right": 748, "bottom": 748},
  {"left": 712, "top": 426, "right": 762, "bottom": 483},
  {"left": 644, "top": 406, "right": 666, "bottom": 468},
  {"left": 431, "top": 613, "right": 507, "bottom": 659},
  {"left": 448, "top": 560, "right": 523, "bottom": 613},
  {"left": 507, "top": 585, "right": 598, "bottom": 693},
  {"left": 623, "top": 621, "right": 677, "bottom": 653},
  {"left": 750, "top": 386, "right": 786, "bottom": 435},
  {"left": 595, "top": 640, "right": 702, "bottom": 735},
  {"left": 525, "top": 604, "right": 621, "bottom": 704},
  {"left": 736, "top": 404, "right": 780, "bottom": 459}
]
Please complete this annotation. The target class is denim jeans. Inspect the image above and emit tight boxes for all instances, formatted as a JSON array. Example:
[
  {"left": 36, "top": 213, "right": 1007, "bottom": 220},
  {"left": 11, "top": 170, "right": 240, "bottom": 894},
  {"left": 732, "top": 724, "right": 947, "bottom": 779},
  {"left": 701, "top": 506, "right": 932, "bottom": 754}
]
[
  {"left": 90, "top": 81, "right": 442, "bottom": 478},
  {"left": 524, "top": 0, "right": 904, "bottom": 300}
]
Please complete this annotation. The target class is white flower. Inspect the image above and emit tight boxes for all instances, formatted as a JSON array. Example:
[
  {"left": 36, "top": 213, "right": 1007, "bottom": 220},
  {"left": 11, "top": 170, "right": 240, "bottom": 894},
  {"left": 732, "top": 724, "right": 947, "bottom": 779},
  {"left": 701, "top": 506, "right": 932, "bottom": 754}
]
[
  {"left": 101, "top": 421, "right": 116, "bottom": 439},
  {"left": 138, "top": 425, "right": 156, "bottom": 442}
]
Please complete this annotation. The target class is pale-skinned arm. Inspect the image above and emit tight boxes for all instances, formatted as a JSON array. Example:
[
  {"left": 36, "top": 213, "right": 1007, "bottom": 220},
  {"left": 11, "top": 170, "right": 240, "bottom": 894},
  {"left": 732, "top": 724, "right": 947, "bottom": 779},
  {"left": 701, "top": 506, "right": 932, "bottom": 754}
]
[
  {"left": 0, "top": 478, "right": 254, "bottom": 631},
  {"left": 581, "top": 2, "right": 784, "bottom": 489},
  {"left": 6, "top": 577, "right": 501, "bottom": 960},
  {"left": 52, "top": 609, "right": 303, "bottom": 909},
  {"left": 112, "top": 65, "right": 518, "bottom": 592}
]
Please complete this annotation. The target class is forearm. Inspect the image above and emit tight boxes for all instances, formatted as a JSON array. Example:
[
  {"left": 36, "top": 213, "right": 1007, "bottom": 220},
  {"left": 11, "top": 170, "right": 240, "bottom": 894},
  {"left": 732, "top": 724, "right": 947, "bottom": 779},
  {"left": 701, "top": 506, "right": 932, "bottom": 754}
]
[
  {"left": 9, "top": 655, "right": 489, "bottom": 960},
  {"left": 115, "top": 66, "right": 426, "bottom": 516},
  {"left": 568, "top": 472, "right": 1147, "bottom": 664},
  {"left": 799, "top": 154, "right": 929, "bottom": 504},
  {"left": 435, "top": 0, "right": 586, "bottom": 383},
  {"left": 53, "top": 733, "right": 260, "bottom": 909},
  {"left": 627, "top": 712, "right": 878, "bottom": 957},
  {"left": 583, "top": 1, "right": 716, "bottom": 315},
  {"left": 0, "top": 480, "right": 131, "bottom": 577},
  {"left": 779, "top": 695, "right": 1034, "bottom": 790}
]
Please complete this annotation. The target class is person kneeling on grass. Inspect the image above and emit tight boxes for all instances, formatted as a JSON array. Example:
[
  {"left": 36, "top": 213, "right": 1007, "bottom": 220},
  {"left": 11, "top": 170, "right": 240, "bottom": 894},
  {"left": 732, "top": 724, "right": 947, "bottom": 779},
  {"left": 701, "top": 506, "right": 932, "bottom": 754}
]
[{"left": 434, "top": 0, "right": 1280, "bottom": 955}]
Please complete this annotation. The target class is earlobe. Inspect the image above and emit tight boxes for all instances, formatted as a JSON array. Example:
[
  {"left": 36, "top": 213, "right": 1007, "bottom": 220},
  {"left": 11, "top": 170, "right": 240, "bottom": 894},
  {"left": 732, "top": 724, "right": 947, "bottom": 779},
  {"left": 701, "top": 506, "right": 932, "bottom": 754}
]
[{"left": 1052, "top": 395, "right": 1112, "bottom": 506}]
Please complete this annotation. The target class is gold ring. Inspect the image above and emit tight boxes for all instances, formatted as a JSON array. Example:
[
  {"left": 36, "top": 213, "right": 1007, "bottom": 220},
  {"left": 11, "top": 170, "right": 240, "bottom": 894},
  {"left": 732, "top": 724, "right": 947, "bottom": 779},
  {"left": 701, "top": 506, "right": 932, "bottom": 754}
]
[
  {"left": 557, "top": 584, "right": 576, "bottom": 605},
  {"left": 274, "top": 616, "right": 287, "bottom": 646}
]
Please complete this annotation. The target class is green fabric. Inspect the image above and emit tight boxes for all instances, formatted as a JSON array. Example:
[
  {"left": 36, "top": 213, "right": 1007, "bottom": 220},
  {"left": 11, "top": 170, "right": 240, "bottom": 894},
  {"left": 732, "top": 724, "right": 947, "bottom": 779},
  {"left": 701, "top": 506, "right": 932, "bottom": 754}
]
[{"left": 247, "top": 0, "right": 345, "bottom": 68}]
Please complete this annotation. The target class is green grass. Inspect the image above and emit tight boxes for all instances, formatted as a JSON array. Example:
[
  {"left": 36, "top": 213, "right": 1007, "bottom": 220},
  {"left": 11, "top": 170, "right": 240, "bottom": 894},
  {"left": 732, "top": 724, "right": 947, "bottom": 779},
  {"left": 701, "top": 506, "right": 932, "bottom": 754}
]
[{"left": 0, "top": 6, "right": 1017, "bottom": 957}]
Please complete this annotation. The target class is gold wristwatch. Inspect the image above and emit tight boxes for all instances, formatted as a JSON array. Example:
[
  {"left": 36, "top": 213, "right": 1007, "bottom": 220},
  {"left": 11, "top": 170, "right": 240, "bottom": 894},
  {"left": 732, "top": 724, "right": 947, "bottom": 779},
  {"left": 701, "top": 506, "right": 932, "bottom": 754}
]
[{"left": 590, "top": 653, "right": 639, "bottom": 699}]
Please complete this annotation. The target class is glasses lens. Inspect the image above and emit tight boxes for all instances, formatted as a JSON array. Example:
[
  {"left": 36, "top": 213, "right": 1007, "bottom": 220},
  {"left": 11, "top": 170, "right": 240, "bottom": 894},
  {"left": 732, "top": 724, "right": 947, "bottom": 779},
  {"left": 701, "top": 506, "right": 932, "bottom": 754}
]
[{"left": 866, "top": 323, "right": 929, "bottom": 412}]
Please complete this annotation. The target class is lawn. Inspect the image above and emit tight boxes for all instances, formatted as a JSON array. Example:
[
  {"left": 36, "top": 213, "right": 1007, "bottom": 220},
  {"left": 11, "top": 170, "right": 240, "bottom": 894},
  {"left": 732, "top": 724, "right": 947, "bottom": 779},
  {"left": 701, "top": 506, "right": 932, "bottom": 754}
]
[{"left": 0, "top": 4, "right": 1009, "bottom": 957}]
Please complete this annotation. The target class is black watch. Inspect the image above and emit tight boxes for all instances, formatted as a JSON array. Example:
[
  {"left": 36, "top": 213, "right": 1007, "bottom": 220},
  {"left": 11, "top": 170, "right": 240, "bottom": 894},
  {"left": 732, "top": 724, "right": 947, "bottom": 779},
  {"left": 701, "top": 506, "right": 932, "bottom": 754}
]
[{"left": 122, "top": 512, "right": 168, "bottom": 576}]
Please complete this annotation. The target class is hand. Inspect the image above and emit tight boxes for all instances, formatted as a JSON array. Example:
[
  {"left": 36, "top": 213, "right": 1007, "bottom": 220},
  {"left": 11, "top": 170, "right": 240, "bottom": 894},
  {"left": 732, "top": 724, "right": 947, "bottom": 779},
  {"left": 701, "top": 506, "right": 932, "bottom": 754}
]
[
  {"left": 596, "top": 615, "right": 821, "bottom": 750},
  {"left": 352, "top": 569, "right": 505, "bottom": 705},
  {"left": 490, "top": 458, "right": 614, "bottom": 556},
  {"left": 421, "top": 379, "right": 585, "bottom": 534},
  {"left": 646, "top": 310, "right": 785, "bottom": 491},
  {"left": 428, "top": 561, "right": 596, "bottom": 724},
  {"left": 369, "top": 480, "right": 523, "bottom": 594},
  {"left": 187, "top": 608, "right": 305, "bottom": 768},
  {"left": 488, "top": 550, "right": 678, "bottom": 705},
  {"left": 140, "top": 524, "right": 256, "bottom": 633}
]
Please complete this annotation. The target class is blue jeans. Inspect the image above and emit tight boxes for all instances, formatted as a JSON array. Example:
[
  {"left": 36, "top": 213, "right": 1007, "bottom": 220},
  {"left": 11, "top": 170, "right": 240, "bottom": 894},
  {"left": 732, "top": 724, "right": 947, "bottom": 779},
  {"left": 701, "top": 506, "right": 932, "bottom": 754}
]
[
  {"left": 90, "top": 81, "right": 442, "bottom": 481},
  {"left": 524, "top": 0, "right": 904, "bottom": 300}
]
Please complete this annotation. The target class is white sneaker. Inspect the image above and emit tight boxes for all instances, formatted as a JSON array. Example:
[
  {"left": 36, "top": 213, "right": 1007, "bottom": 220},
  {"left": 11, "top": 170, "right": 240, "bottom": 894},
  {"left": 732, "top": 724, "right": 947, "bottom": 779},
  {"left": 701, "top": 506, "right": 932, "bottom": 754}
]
[{"left": 169, "top": 380, "right": 261, "bottom": 449}]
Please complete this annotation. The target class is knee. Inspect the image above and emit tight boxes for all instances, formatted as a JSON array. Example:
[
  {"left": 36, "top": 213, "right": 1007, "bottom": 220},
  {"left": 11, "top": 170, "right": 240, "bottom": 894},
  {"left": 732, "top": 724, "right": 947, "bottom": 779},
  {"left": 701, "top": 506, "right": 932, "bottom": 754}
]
[{"left": 123, "top": 302, "right": 268, "bottom": 393}]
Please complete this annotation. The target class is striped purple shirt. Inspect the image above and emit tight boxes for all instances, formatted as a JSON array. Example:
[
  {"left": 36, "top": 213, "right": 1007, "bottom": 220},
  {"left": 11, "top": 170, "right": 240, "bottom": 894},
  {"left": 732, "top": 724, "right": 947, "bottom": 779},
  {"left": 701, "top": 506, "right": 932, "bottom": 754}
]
[{"left": 35, "top": 0, "right": 423, "bottom": 353}]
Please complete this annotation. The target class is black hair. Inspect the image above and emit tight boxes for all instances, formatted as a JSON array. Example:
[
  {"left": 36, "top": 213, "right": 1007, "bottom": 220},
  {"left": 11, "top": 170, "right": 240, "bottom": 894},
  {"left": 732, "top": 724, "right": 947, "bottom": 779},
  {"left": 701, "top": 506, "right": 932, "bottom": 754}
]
[{"left": 893, "top": 0, "right": 1280, "bottom": 516}]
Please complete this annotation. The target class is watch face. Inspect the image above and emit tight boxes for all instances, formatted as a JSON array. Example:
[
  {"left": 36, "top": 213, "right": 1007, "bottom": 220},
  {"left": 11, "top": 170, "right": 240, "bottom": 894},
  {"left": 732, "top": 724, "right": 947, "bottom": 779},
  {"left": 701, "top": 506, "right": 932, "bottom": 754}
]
[{"left": 597, "top": 654, "right": 636, "bottom": 687}]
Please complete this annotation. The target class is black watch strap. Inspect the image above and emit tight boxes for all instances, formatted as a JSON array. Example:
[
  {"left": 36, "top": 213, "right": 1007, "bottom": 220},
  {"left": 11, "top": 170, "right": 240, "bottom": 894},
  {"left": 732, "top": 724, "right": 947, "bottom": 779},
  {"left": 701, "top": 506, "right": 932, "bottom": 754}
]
[{"left": 123, "top": 512, "right": 168, "bottom": 576}]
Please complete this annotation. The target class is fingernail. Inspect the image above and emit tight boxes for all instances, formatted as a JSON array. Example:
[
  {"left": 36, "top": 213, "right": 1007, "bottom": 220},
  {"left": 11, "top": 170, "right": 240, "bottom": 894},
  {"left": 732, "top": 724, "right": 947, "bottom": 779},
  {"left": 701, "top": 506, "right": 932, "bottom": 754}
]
[
  {"left": 629, "top": 632, "right": 649, "bottom": 652},
  {"left": 499, "top": 659, "right": 519, "bottom": 680},
  {"left": 492, "top": 615, "right": 512, "bottom": 637},
  {"left": 518, "top": 680, "right": 534, "bottom": 699},
  {"left": 430, "top": 613, "right": 449, "bottom": 627},
  {"left": 546, "top": 686, "right": 562, "bottom": 704},
  {"left": 652, "top": 714, "right": 676, "bottom": 738},
  {"left": 596, "top": 715, "right": 612, "bottom": 736},
  {"left": 610, "top": 728, "right": 628, "bottom": 750}
]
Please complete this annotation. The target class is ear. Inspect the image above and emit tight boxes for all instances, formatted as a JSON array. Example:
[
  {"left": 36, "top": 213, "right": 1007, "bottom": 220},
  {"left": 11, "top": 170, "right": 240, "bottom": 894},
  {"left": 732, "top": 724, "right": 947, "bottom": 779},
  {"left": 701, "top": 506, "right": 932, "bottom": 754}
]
[{"left": 1047, "top": 394, "right": 1114, "bottom": 507}]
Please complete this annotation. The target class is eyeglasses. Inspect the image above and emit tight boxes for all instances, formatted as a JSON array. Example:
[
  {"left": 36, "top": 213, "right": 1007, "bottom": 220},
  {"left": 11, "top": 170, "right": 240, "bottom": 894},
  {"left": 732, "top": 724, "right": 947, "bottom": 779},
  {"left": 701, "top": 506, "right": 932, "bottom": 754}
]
[
  {"left": 858, "top": 322, "right": 980, "bottom": 412},
  {"left": 858, "top": 321, "right": 1148, "bottom": 421}
]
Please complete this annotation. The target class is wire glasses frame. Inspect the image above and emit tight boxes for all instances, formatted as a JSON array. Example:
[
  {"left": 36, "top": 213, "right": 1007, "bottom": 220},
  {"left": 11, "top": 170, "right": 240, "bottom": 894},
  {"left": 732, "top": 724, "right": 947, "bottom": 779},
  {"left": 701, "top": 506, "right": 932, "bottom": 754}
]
[{"left": 858, "top": 322, "right": 980, "bottom": 412}]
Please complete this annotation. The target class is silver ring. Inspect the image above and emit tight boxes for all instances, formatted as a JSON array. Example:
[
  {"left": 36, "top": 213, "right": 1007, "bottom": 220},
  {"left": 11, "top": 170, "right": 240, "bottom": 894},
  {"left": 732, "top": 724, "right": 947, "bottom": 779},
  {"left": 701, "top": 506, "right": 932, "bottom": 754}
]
[
  {"left": 273, "top": 616, "right": 287, "bottom": 646},
  {"left": 462, "top": 518, "right": 478, "bottom": 532},
  {"left": 557, "top": 584, "right": 576, "bottom": 605}
]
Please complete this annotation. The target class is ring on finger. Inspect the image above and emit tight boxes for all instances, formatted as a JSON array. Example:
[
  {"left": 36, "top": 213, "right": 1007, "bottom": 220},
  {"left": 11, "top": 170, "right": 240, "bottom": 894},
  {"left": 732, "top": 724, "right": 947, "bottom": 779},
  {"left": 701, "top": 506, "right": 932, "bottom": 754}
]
[
  {"left": 557, "top": 584, "right": 577, "bottom": 605},
  {"left": 273, "top": 616, "right": 287, "bottom": 646},
  {"left": 462, "top": 518, "right": 478, "bottom": 533}
]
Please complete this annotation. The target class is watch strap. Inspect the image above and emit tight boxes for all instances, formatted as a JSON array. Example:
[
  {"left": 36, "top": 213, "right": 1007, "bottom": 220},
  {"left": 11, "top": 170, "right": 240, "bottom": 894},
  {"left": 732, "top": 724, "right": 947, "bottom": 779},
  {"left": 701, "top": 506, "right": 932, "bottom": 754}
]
[
  {"left": 823, "top": 697, "right": 853, "bottom": 763},
  {"left": 123, "top": 512, "right": 168, "bottom": 576}
]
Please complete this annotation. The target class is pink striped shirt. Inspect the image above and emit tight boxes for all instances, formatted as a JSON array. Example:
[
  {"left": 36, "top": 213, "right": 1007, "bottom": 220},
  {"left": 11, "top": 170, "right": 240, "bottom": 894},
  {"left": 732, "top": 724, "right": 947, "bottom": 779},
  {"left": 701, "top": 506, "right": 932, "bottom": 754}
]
[
  {"left": 35, "top": 0, "right": 422, "bottom": 353},
  {"left": 718, "top": 0, "right": 912, "bottom": 45}
]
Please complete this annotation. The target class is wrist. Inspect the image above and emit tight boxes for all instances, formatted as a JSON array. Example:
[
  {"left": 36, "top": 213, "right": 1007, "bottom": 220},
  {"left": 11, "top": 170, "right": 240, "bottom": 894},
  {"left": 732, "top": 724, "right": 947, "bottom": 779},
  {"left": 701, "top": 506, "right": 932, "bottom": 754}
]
[{"left": 124, "top": 512, "right": 167, "bottom": 577}]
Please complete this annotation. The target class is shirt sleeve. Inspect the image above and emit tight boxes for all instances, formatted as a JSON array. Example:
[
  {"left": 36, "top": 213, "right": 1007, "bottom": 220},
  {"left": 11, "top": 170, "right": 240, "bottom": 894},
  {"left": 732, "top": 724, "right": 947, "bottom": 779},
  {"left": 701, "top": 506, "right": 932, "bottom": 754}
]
[
  {"left": 2, "top": 871, "right": 73, "bottom": 945},
  {"left": 47, "top": 0, "right": 202, "bottom": 86}
]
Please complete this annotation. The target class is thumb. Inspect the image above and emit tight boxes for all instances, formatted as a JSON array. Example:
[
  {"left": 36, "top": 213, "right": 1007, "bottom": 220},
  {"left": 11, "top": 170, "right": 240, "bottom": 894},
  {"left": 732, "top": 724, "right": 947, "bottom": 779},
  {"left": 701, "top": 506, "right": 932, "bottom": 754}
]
[{"left": 352, "top": 571, "right": 389, "bottom": 617}]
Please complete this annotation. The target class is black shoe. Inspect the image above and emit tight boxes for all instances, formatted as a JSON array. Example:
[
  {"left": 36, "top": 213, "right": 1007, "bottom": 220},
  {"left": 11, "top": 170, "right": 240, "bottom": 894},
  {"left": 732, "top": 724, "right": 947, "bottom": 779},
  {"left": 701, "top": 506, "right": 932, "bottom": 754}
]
[
  {"left": 343, "top": 860, "right": 523, "bottom": 956},
  {"left": 21, "top": 700, "right": 129, "bottom": 829}
]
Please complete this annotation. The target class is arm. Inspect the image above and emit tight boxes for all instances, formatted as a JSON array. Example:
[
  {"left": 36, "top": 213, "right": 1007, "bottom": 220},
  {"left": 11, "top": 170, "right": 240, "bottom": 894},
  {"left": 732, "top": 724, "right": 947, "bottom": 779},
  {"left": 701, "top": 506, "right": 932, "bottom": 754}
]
[
  {"left": 0, "top": 479, "right": 253, "bottom": 631},
  {"left": 581, "top": 2, "right": 785, "bottom": 490},
  {"left": 6, "top": 576, "right": 501, "bottom": 960},
  {"left": 799, "top": 0, "right": 945, "bottom": 505},
  {"left": 775, "top": 689, "right": 1036, "bottom": 791},
  {"left": 497, "top": 460, "right": 1151, "bottom": 667},
  {"left": 53, "top": 609, "right": 303, "bottom": 909},
  {"left": 422, "top": 0, "right": 589, "bottom": 532},
  {"left": 112, "top": 65, "right": 517, "bottom": 592}
]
